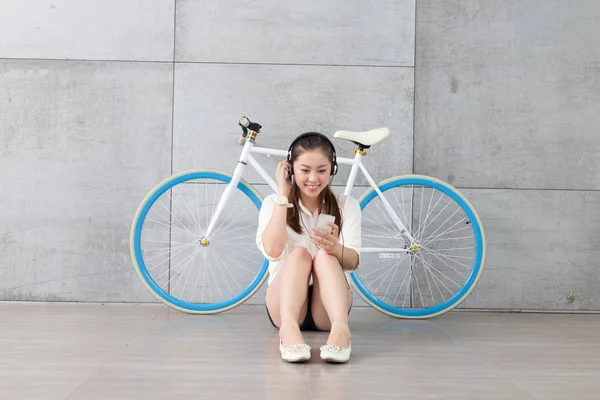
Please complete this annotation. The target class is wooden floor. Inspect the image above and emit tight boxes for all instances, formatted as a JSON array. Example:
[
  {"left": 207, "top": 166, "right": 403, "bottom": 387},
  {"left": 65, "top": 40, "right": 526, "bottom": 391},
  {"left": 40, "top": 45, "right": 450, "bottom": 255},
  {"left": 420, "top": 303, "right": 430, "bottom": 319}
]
[{"left": 1, "top": 302, "right": 599, "bottom": 400}]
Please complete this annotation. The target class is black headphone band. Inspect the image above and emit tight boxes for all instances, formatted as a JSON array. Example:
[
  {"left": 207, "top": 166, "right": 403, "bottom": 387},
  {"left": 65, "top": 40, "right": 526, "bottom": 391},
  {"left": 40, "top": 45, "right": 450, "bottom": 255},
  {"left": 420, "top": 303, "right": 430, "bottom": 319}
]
[{"left": 287, "top": 132, "right": 338, "bottom": 175}]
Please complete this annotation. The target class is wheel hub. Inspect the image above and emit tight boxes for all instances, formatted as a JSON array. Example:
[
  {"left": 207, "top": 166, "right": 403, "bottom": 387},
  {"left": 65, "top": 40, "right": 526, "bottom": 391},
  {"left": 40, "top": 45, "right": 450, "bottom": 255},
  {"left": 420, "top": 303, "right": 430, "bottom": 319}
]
[{"left": 407, "top": 242, "right": 421, "bottom": 253}]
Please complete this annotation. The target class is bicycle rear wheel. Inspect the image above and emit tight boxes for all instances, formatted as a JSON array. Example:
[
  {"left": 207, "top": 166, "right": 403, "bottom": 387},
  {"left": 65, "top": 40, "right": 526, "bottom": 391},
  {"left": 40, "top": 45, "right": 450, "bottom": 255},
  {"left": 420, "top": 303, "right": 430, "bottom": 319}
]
[
  {"left": 130, "top": 169, "right": 268, "bottom": 314},
  {"left": 351, "top": 175, "right": 486, "bottom": 319}
]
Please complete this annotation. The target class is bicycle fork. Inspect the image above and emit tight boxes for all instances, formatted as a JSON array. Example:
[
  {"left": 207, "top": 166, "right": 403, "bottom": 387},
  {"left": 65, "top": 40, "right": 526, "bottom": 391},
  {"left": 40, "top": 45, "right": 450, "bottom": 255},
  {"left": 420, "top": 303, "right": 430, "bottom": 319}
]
[{"left": 201, "top": 124, "right": 259, "bottom": 243}]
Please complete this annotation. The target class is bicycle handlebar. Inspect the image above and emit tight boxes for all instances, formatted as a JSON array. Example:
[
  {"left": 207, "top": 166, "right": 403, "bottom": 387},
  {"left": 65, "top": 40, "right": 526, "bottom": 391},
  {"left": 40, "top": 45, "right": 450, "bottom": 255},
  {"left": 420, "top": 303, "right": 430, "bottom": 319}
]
[
  {"left": 239, "top": 117, "right": 250, "bottom": 128},
  {"left": 238, "top": 116, "right": 262, "bottom": 145}
]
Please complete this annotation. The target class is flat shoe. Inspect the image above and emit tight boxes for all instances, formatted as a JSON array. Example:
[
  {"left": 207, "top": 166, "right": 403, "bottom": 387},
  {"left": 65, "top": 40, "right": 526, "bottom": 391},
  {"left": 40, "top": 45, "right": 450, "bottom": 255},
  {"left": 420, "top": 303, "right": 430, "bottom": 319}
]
[
  {"left": 279, "top": 341, "right": 311, "bottom": 363},
  {"left": 320, "top": 342, "right": 351, "bottom": 363}
]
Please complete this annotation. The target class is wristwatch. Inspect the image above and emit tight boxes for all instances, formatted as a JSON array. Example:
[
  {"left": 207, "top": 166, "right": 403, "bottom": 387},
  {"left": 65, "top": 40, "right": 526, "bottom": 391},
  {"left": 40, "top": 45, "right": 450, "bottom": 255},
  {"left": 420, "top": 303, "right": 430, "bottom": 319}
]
[{"left": 275, "top": 195, "right": 293, "bottom": 208}]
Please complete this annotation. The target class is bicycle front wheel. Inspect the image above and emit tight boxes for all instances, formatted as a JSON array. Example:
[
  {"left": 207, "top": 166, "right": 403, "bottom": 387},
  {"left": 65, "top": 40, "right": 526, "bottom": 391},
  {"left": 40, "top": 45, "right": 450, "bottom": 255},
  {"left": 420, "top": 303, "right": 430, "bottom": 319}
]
[
  {"left": 130, "top": 169, "right": 268, "bottom": 314},
  {"left": 351, "top": 175, "right": 486, "bottom": 319}
]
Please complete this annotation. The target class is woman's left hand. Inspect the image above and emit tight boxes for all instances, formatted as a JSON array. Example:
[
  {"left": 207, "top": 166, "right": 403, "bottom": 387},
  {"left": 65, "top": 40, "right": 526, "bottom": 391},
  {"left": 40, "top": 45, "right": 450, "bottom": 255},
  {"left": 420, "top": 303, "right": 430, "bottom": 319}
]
[{"left": 311, "top": 223, "right": 340, "bottom": 254}]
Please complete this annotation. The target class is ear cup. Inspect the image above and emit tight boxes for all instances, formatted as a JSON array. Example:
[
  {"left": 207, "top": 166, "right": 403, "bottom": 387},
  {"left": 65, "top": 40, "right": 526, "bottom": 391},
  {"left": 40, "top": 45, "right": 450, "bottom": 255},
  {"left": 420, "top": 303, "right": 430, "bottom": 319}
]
[
  {"left": 331, "top": 152, "right": 338, "bottom": 176},
  {"left": 330, "top": 144, "right": 338, "bottom": 176},
  {"left": 286, "top": 150, "right": 293, "bottom": 176}
]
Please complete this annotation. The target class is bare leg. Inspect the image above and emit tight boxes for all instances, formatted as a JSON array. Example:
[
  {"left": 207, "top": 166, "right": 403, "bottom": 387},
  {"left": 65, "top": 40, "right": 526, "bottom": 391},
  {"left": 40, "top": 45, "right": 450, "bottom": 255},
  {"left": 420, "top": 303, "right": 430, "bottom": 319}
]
[
  {"left": 310, "top": 249, "right": 352, "bottom": 348},
  {"left": 265, "top": 247, "right": 313, "bottom": 346}
]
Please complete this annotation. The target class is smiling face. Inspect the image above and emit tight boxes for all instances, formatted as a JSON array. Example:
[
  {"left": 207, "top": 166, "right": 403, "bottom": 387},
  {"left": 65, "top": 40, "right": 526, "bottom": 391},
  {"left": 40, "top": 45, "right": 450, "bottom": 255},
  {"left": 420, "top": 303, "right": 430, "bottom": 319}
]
[{"left": 292, "top": 149, "right": 332, "bottom": 202}]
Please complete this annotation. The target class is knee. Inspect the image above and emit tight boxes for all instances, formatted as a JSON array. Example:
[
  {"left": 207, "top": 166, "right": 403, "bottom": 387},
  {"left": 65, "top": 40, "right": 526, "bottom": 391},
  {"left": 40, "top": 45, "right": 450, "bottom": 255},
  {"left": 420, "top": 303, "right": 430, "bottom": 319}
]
[
  {"left": 313, "top": 249, "right": 338, "bottom": 269},
  {"left": 290, "top": 247, "right": 312, "bottom": 262},
  {"left": 283, "top": 247, "right": 312, "bottom": 274}
]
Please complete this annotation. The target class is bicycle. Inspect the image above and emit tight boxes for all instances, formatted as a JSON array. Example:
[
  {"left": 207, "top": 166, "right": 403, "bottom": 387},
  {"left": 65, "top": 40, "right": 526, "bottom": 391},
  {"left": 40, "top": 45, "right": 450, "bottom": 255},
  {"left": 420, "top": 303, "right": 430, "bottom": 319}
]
[{"left": 130, "top": 117, "right": 486, "bottom": 319}]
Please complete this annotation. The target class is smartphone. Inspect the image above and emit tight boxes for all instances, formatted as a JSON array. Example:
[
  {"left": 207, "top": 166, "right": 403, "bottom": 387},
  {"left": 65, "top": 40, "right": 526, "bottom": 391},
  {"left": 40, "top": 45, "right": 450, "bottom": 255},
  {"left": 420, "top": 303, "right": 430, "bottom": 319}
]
[{"left": 315, "top": 214, "right": 335, "bottom": 234}]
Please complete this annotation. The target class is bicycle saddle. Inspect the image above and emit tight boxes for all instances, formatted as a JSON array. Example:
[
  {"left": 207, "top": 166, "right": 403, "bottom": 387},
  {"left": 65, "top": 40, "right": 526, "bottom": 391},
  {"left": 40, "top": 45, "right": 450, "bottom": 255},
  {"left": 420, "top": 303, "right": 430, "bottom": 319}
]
[{"left": 333, "top": 127, "right": 390, "bottom": 147}]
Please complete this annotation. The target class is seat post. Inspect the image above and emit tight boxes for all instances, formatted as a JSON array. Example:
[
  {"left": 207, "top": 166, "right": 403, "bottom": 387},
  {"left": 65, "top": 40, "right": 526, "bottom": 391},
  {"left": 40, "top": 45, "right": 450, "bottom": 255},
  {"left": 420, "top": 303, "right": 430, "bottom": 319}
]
[{"left": 352, "top": 144, "right": 369, "bottom": 156}]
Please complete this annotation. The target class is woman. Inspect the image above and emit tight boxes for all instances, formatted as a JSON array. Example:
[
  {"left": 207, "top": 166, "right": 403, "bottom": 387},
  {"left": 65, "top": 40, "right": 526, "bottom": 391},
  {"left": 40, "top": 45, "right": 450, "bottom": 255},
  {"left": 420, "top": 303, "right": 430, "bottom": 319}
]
[{"left": 256, "top": 132, "right": 361, "bottom": 363}]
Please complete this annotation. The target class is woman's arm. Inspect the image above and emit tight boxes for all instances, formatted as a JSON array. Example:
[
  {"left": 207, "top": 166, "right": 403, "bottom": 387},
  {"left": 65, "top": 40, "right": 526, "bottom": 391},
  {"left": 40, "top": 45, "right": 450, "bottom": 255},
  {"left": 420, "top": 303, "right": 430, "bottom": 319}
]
[
  {"left": 331, "top": 243, "right": 359, "bottom": 271},
  {"left": 260, "top": 199, "right": 289, "bottom": 259},
  {"left": 259, "top": 161, "right": 293, "bottom": 259},
  {"left": 315, "top": 195, "right": 361, "bottom": 270}
]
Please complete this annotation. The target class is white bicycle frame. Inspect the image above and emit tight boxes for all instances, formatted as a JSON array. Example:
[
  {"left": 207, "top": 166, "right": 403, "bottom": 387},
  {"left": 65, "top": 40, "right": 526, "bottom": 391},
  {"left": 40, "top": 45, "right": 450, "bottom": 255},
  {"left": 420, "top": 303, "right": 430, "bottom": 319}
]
[{"left": 203, "top": 137, "right": 417, "bottom": 253}]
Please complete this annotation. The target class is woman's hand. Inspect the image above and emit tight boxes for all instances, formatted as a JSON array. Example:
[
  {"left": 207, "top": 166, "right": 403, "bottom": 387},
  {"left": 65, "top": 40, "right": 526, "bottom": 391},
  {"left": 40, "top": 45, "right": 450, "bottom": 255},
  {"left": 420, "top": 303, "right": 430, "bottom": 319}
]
[
  {"left": 275, "top": 160, "right": 293, "bottom": 197},
  {"left": 311, "top": 222, "right": 340, "bottom": 254}
]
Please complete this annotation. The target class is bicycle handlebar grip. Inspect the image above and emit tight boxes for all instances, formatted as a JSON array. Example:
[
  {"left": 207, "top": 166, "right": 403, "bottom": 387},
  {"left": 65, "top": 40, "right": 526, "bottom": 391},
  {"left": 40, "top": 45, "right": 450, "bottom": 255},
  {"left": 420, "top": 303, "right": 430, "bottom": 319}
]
[
  {"left": 239, "top": 117, "right": 250, "bottom": 128},
  {"left": 238, "top": 116, "right": 249, "bottom": 145},
  {"left": 237, "top": 116, "right": 262, "bottom": 144},
  {"left": 239, "top": 116, "right": 261, "bottom": 132}
]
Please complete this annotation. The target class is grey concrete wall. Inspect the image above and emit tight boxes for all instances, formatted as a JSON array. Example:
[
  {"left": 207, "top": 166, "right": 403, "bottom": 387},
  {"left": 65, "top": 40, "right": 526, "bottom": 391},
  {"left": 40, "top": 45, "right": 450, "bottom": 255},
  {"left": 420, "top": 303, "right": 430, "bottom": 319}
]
[
  {"left": 1, "top": 0, "right": 598, "bottom": 311},
  {"left": 416, "top": 0, "right": 600, "bottom": 311}
]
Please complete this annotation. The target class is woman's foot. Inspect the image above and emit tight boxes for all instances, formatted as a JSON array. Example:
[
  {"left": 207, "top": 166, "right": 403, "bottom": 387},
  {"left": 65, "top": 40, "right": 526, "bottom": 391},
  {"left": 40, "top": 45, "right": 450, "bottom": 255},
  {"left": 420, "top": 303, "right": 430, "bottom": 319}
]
[
  {"left": 279, "top": 341, "right": 311, "bottom": 363},
  {"left": 326, "top": 324, "right": 351, "bottom": 349},
  {"left": 279, "top": 321, "right": 306, "bottom": 347},
  {"left": 321, "top": 324, "right": 351, "bottom": 363},
  {"left": 279, "top": 321, "right": 310, "bottom": 363}
]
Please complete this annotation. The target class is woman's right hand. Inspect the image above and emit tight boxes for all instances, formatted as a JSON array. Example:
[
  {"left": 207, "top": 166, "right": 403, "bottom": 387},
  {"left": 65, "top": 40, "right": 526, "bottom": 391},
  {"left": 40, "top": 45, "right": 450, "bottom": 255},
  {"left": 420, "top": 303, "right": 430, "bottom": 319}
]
[{"left": 275, "top": 160, "right": 293, "bottom": 197}]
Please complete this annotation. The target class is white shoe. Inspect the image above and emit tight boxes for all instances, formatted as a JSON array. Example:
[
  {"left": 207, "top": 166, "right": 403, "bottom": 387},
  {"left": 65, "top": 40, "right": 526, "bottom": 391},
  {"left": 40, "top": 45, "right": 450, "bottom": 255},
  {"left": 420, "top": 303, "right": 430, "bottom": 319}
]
[
  {"left": 279, "top": 341, "right": 311, "bottom": 363},
  {"left": 320, "top": 342, "right": 351, "bottom": 363}
]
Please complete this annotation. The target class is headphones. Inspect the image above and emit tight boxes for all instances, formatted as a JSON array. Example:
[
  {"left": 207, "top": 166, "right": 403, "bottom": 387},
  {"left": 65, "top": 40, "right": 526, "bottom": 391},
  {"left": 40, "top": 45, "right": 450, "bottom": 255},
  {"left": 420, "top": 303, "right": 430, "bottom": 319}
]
[{"left": 286, "top": 132, "right": 338, "bottom": 176}]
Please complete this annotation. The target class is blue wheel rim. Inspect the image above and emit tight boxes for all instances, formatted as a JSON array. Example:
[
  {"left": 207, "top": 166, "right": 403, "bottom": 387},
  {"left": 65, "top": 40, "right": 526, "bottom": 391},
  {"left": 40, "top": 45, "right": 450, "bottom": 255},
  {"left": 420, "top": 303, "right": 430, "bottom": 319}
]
[
  {"left": 132, "top": 171, "right": 268, "bottom": 312},
  {"left": 351, "top": 177, "right": 484, "bottom": 317}
]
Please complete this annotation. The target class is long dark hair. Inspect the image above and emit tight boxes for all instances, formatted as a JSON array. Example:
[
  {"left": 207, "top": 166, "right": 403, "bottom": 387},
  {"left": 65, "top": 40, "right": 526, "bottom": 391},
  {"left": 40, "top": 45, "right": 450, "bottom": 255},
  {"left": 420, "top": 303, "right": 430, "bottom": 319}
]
[{"left": 287, "top": 133, "right": 342, "bottom": 234}]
